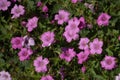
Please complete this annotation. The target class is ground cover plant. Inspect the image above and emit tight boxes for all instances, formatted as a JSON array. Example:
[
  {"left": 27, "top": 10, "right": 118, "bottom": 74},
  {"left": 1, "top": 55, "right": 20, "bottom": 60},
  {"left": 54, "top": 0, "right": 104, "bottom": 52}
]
[{"left": 0, "top": 0, "right": 120, "bottom": 80}]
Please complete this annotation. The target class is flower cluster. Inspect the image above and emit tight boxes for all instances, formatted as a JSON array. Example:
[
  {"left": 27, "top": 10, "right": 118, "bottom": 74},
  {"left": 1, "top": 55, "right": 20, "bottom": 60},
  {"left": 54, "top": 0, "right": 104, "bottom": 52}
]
[{"left": 0, "top": 0, "right": 119, "bottom": 79}]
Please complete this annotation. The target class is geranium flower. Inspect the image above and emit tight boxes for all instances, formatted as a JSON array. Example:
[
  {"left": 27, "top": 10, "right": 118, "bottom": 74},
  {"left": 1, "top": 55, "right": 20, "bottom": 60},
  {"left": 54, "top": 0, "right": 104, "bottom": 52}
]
[
  {"left": 65, "top": 17, "right": 80, "bottom": 33},
  {"left": 22, "top": 35, "right": 35, "bottom": 48},
  {"left": 0, "top": 0, "right": 11, "bottom": 11},
  {"left": 0, "top": 71, "right": 12, "bottom": 80},
  {"left": 59, "top": 48, "right": 76, "bottom": 62},
  {"left": 101, "top": 56, "right": 116, "bottom": 70},
  {"left": 89, "top": 38, "right": 103, "bottom": 54},
  {"left": 11, "top": 37, "right": 23, "bottom": 49},
  {"left": 18, "top": 48, "right": 33, "bottom": 61},
  {"left": 26, "top": 16, "right": 38, "bottom": 32},
  {"left": 40, "top": 31, "right": 55, "bottom": 47},
  {"left": 63, "top": 30, "right": 79, "bottom": 43},
  {"left": 78, "top": 37, "right": 90, "bottom": 50},
  {"left": 11, "top": 4, "right": 25, "bottom": 18},
  {"left": 97, "top": 13, "right": 111, "bottom": 26},
  {"left": 55, "top": 10, "right": 70, "bottom": 25},
  {"left": 33, "top": 56, "right": 49, "bottom": 73}
]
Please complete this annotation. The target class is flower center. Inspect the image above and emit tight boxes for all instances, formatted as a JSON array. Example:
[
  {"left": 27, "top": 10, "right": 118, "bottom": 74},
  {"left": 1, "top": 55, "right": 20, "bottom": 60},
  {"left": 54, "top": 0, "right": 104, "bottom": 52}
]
[
  {"left": 71, "top": 23, "right": 77, "bottom": 30},
  {"left": 15, "top": 8, "right": 21, "bottom": 14},
  {"left": 105, "top": 59, "right": 112, "bottom": 65},
  {"left": 81, "top": 41, "right": 86, "bottom": 47},
  {"left": 81, "top": 54, "right": 86, "bottom": 59},
  {"left": 3, "top": 74, "right": 8, "bottom": 79},
  {"left": 38, "top": 61, "right": 45, "bottom": 67},
  {"left": 22, "top": 51, "right": 28, "bottom": 56},
  {"left": 68, "top": 31, "right": 74, "bottom": 37},
  {"left": 16, "top": 39, "right": 21, "bottom": 44},
  {"left": 93, "top": 43, "right": 100, "bottom": 50},
  {"left": 45, "top": 35, "right": 51, "bottom": 41},
  {"left": 59, "top": 14, "right": 65, "bottom": 20},
  {"left": 64, "top": 51, "right": 70, "bottom": 57},
  {"left": 101, "top": 16, "right": 107, "bottom": 21}
]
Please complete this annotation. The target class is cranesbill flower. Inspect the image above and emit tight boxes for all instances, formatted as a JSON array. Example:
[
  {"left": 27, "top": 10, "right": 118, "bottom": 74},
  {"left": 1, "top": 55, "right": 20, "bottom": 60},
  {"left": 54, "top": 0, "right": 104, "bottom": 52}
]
[
  {"left": 77, "top": 50, "right": 90, "bottom": 64},
  {"left": 40, "top": 75, "right": 54, "bottom": 80},
  {"left": 59, "top": 48, "right": 76, "bottom": 62},
  {"left": 65, "top": 17, "right": 80, "bottom": 33},
  {"left": 18, "top": 48, "right": 33, "bottom": 61},
  {"left": 78, "top": 37, "right": 90, "bottom": 50},
  {"left": 11, "top": 37, "right": 23, "bottom": 49},
  {"left": 55, "top": 10, "right": 70, "bottom": 25},
  {"left": 115, "top": 73, "right": 120, "bottom": 80},
  {"left": 40, "top": 31, "right": 55, "bottom": 47},
  {"left": 63, "top": 30, "right": 79, "bottom": 43},
  {"left": 0, "top": 0, "right": 11, "bottom": 11},
  {"left": 89, "top": 38, "right": 103, "bottom": 54},
  {"left": 33, "top": 56, "right": 49, "bottom": 73},
  {"left": 11, "top": 4, "right": 25, "bottom": 19},
  {"left": 22, "top": 35, "right": 35, "bottom": 48},
  {"left": 101, "top": 56, "right": 116, "bottom": 70},
  {"left": 26, "top": 16, "right": 38, "bottom": 32},
  {"left": 97, "top": 13, "right": 111, "bottom": 26},
  {"left": 0, "top": 71, "right": 12, "bottom": 80}
]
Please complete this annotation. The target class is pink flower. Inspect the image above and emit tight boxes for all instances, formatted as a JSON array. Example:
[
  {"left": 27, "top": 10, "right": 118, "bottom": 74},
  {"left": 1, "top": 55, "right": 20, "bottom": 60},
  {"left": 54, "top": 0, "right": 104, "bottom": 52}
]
[
  {"left": 63, "top": 30, "right": 79, "bottom": 43},
  {"left": 71, "top": 0, "right": 78, "bottom": 3},
  {"left": 42, "top": 5, "right": 48, "bottom": 12},
  {"left": 77, "top": 50, "right": 89, "bottom": 64},
  {"left": 81, "top": 66, "right": 86, "bottom": 73},
  {"left": 40, "top": 31, "right": 55, "bottom": 47},
  {"left": 33, "top": 56, "right": 49, "bottom": 73},
  {"left": 115, "top": 73, "right": 120, "bottom": 80},
  {"left": 0, "top": 71, "right": 12, "bottom": 80},
  {"left": 55, "top": 10, "right": 70, "bottom": 25},
  {"left": 40, "top": 75, "right": 54, "bottom": 80},
  {"left": 11, "top": 37, "right": 23, "bottom": 49},
  {"left": 90, "top": 38, "right": 103, "bottom": 54},
  {"left": 18, "top": 48, "right": 33, "bottom": 61},
  {"left": 26, "top": 16, "right": 38, "bottom": 32},
  {"left": 97, "top": 13, "right": 111, "bottom": 26},
  {"left": 101, "top": 56, "right": 116, "bottom": 70},
  {"left": 0, "top": 0, "right": 11, "bottom": 11},
  {"left": 78, "top": 17, "right": 86, "bottom": 30},
  {"left": 78, "top": 37, "right": 90, "bottom": 50},
  {"left": 65, "top": 17, "right": 80, "bottom": 33},
  {"left": 11, "top": 4, "right": 25, "bottom": 19},
  {"left": 22, "top": 35, "right": 35, "bottom": 48},
  {"left": 60, "top": 48, "right": 76, "bottom": 62},
  {"left": 37, "top": 1, "right": 42, "bottom": 7}
]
